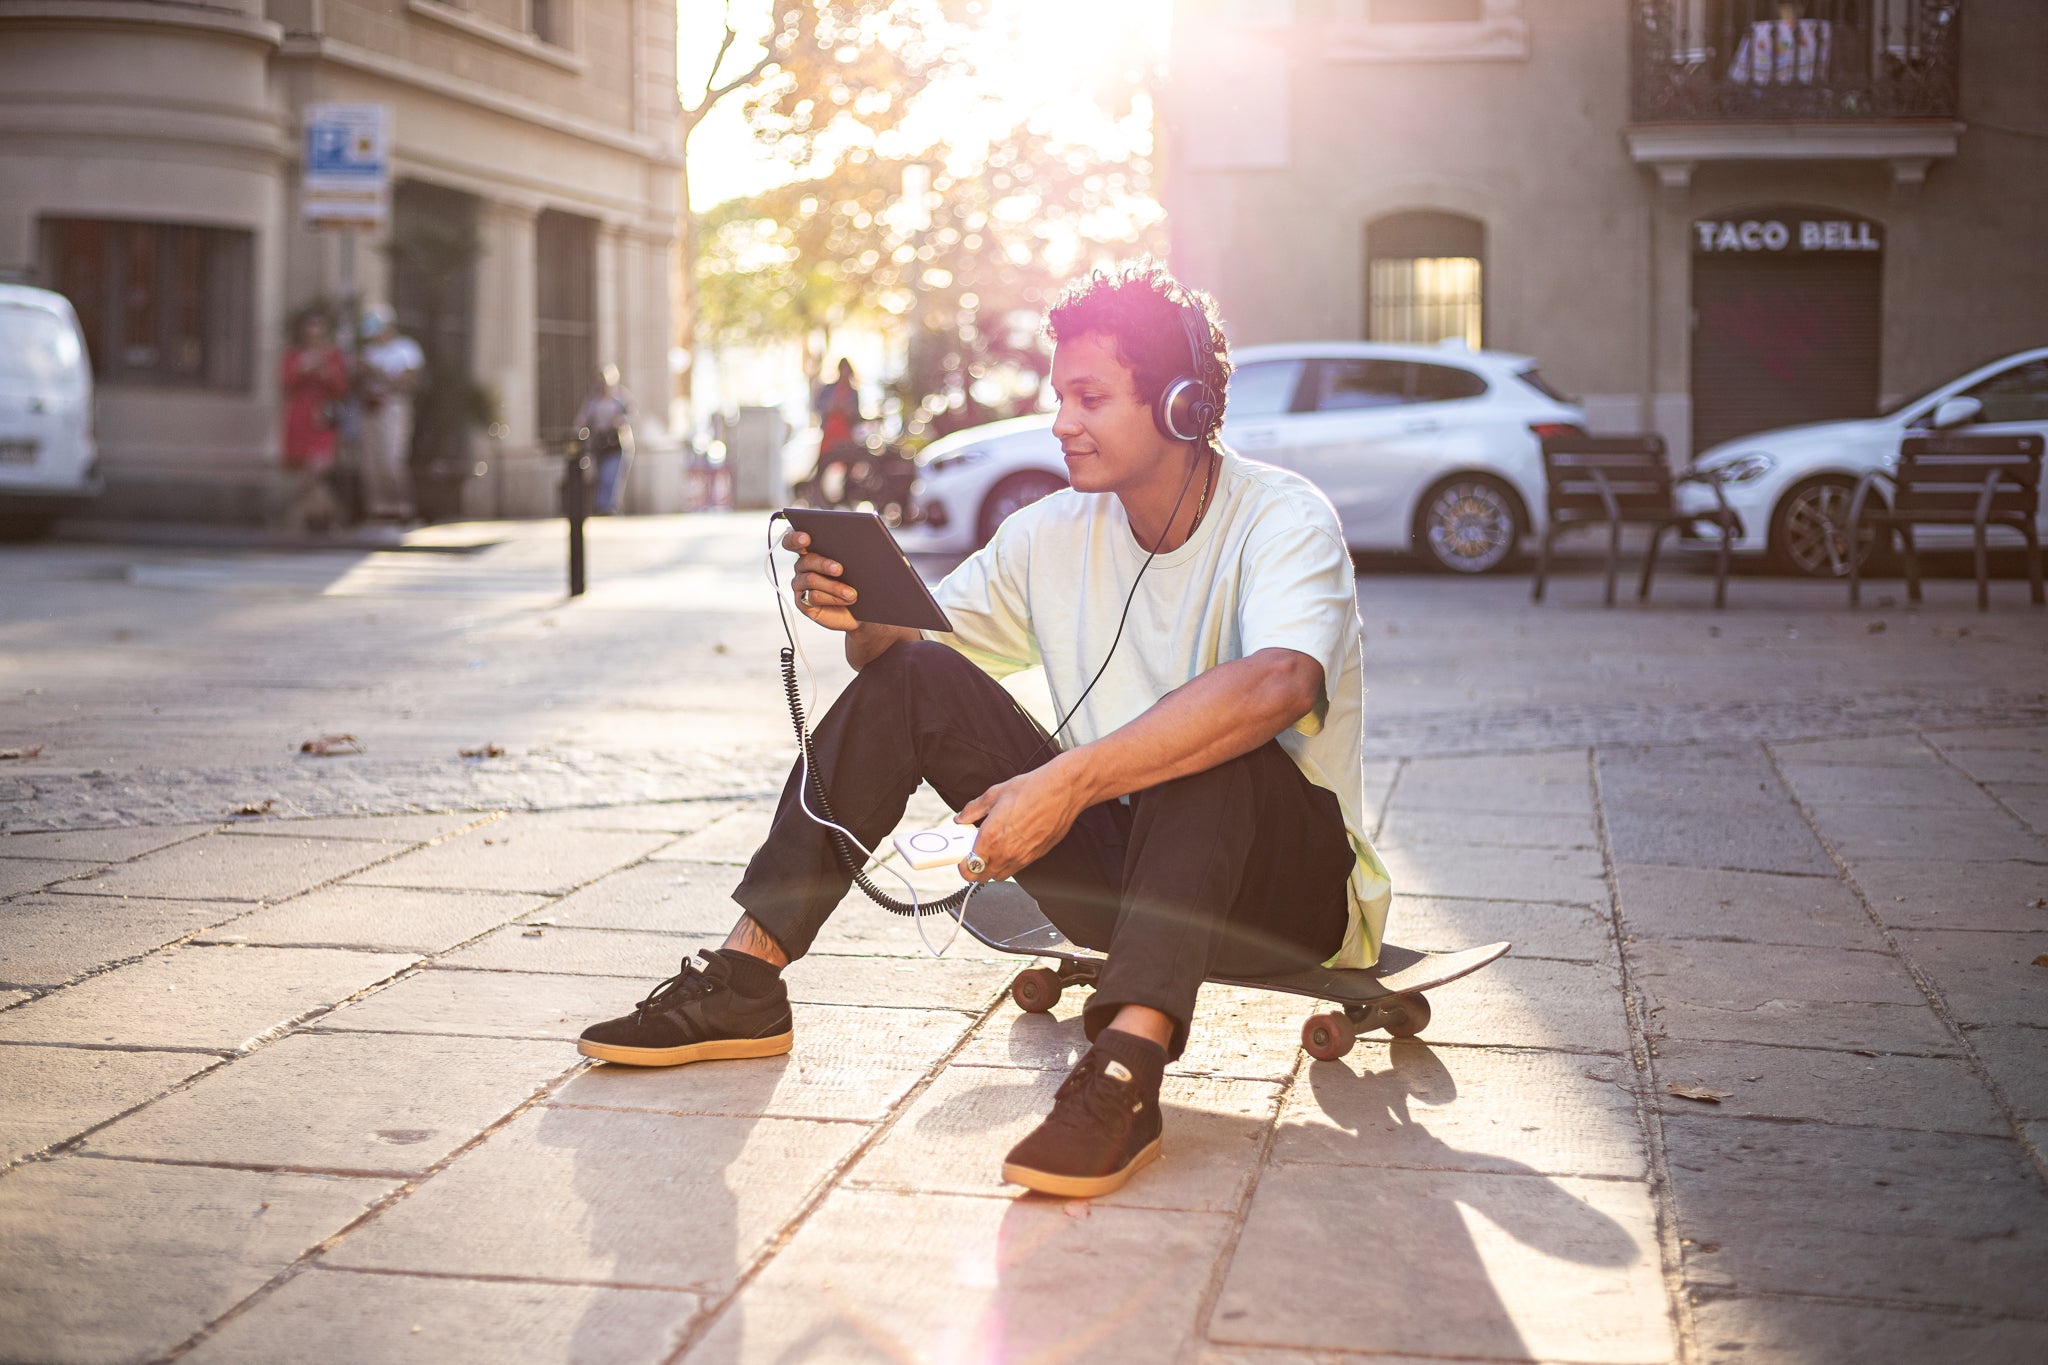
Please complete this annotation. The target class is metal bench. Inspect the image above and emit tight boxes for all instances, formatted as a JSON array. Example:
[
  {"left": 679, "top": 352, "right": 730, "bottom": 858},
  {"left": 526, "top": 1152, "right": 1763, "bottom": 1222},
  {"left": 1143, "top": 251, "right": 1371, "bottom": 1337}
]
[
  {"left": 1846, "top": 434, "right": 2044, "bottom": 611},
  {"left": 1534, "top": 435, "right": 1737, "bottom": 608}
]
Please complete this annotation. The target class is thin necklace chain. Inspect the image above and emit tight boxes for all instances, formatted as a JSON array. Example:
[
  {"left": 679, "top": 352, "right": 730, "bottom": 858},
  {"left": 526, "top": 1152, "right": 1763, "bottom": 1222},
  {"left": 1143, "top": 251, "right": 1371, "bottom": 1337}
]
[{"left": 1186, "top": 447, "right": 1218, "bottom": 539}]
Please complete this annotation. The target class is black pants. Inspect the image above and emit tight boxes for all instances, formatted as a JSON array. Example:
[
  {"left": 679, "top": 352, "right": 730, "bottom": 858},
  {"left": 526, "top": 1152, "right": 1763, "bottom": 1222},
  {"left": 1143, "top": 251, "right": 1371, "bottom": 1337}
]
[{"left": 734, "top": 642, "right": 1355, "bottom": 1059}]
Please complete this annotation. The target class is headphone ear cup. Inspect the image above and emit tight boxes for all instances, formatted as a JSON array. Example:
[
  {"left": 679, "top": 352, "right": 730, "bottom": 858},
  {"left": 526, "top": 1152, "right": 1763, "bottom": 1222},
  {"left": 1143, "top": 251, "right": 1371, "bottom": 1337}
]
[{"left": 1157, "top": 377, "right": 1200, "bottom": 443}]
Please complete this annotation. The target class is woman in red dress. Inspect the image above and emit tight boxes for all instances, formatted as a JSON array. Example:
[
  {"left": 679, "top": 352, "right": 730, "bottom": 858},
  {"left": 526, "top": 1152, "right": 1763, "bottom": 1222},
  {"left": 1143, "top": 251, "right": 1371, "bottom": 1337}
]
[{"left": 278, "top": 311, "right": 350, "bottom": 530}]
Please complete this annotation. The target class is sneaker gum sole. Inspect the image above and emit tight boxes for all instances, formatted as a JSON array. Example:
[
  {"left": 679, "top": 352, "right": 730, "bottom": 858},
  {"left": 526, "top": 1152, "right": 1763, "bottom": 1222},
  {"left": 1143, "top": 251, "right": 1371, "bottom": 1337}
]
[
  {"left": 577, "top": 1031, "right": 794, "bottom": 1067},
  {"left": 1001, "top": 1136, "right": 1162, "bottom": 1200}
]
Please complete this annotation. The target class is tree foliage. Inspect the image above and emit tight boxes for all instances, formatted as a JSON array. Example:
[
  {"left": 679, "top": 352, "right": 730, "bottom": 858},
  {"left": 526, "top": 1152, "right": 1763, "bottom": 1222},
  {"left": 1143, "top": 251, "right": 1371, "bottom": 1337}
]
[{"left": 698, "top": 123, "right": 1164, "bottom": 433}]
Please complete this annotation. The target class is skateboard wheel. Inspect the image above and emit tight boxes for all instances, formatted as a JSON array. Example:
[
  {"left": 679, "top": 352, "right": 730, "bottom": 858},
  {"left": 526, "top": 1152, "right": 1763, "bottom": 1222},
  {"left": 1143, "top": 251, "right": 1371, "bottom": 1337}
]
[
  {"left": 1381, "top": 993, "right": 1431, "bottom": 1038},
  {"left": 1301, "top": 1012, "right": 1356, "bottom": 1062},
  {"left": 1011, "top": 968, "right": 1062, "bottom": 1013}
]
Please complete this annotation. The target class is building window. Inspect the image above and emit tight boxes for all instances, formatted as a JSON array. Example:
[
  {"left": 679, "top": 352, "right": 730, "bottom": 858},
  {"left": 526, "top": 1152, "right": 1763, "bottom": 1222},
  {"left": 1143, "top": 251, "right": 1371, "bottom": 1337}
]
[
  {"left": 1330, "top": 0, "right": 1527, "bottom": 62},
  {"left": 1365, "top": 210, "right": 1484, "bottom": 349},
  {"left": 528, "top": 0, "right": 561, "bottom": 45},
  {"left": 39, "top": 218, "right": 253, "bottom": 390},
  {"left": 535, "top": 209, "right": 597, "bottom": 444}
]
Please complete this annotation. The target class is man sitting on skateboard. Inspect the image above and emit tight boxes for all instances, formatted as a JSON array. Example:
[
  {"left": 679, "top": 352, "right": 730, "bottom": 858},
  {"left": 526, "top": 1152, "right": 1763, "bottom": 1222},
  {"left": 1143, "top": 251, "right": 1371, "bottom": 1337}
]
[{"left": 579, "top": 263, "right": 1391, "bottom": 1197}]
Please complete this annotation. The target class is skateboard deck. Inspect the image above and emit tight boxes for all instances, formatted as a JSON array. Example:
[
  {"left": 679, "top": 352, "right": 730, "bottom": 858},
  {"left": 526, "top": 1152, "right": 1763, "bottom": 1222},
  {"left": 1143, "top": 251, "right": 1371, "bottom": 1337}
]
[{"left": 957, "top": 880, "right": 1508, "bottom": 1053}]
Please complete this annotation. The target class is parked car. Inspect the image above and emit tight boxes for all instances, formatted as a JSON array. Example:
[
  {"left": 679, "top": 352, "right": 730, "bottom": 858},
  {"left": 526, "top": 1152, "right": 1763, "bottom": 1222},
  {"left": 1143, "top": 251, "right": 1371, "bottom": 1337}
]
[
  {"left": 0, "top": 283, "right": 98, "bottom": 539},
  {"left": 1678, "top": 346, "right": 2048, "bottom": 577},
  {"left": 899, "top": 341, "right": 1587, "bottom": 572}
]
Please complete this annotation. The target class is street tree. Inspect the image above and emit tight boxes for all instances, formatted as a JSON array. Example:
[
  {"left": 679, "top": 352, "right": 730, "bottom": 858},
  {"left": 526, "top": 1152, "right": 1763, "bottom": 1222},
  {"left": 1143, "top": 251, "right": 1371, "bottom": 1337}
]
[
  {"left": 696, "top": 122, "right": 1164, "bottom": 436},
  {"left": 676, "top": 0, "right": 966, "bottom": 418}
]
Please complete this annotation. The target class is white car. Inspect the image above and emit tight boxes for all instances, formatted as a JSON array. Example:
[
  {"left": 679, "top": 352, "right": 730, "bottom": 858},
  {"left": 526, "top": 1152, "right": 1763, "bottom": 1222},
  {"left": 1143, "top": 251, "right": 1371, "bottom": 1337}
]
[
  {"left": 1679, "top": 346, "right": 2048, "bottom": 577},
  {"left": 898, "top": 341, "right": 1587, "bottom": 573},
  {"left": 0, "top": 283, "right": 98, "bottom": 539}
]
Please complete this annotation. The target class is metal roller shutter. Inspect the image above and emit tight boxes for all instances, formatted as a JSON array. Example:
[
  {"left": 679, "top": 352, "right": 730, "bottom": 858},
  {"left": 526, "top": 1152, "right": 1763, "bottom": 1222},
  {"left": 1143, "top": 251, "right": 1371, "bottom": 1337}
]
[{"left": 1691, "top": 251, "right": 1883, "bottom": 453}]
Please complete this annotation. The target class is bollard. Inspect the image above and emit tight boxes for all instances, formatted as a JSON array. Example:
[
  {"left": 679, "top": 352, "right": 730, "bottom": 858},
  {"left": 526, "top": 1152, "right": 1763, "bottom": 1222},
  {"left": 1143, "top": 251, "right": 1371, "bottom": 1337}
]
[{"left": 565, "top": 448, "right": 592, "bottom": 597}]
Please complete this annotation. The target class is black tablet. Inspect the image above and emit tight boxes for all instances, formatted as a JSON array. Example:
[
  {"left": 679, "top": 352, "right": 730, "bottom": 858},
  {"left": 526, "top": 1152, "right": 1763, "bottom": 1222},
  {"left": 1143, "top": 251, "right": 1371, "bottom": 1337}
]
[{"left": 781, "top": 508, "right": 955, "bottom": 633}]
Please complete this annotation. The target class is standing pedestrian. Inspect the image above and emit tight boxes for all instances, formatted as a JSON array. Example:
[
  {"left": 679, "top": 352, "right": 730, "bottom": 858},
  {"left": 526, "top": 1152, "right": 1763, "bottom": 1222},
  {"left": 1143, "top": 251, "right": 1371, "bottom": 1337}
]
[
  {"left": 277, "top": 309, "right": 349, "bottom": 532},
  {"left": 809, "top": 358, "right": 866, "bottom": 504},
  {"left": 357, "top": 305, "right": 423, "bottom": 522},
  {"left": 574, "top": 364, "right": 634, "bottom": 515}
]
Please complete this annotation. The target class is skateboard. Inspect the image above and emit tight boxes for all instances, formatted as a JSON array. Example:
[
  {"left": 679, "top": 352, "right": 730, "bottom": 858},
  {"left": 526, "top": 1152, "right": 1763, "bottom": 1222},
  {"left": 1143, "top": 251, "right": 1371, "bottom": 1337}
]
[{"left": 956, "top": 880, "right": 1509, "bottom": 1062}]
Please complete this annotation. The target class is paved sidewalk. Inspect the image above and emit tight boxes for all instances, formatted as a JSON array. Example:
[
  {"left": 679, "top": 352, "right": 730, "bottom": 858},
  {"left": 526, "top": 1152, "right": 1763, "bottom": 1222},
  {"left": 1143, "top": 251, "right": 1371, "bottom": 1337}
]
[{"left": 2, "top": 522, "right": 2045, "bottom": 1363}]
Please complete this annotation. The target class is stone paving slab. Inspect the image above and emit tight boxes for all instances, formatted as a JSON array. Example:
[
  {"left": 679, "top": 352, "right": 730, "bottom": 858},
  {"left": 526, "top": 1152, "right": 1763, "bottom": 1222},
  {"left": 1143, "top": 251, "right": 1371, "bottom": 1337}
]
[
  {"left": 780, "top": 952, "right": 1016, "bottom": 1011},
  {"left": 1663, "top": 1113, "right": 2048, "bottom": 1316},
  {"left": 0, "top": 857, "right": 103, "bottom": 897},
  {"left": 1994, "top": 781, "right": 2048, "bottom": 833},
  {"left": 222, "top": 812, "right": 496, "bottom": 842},
  {"left": 1597, "top": 746, "right": 1832, "bottom": 876},
  {"left": 955, "top": 983, "right": 1312, "bottom": 1083},
  {"left": 1929, "top": 742, "right": 2048, "bottom": 785},
  {"left": 1965, "top": 1025, "right": 2048, "bottom": 1121},
  {"left": 1650, "top": 1038, "right": 2009, "bottom": 1135},
  {"left": 517, "top": 799, "right": 750, "bottom": 834},
  {"left": 557, "top": 1003, "right": 975, "bottom": 1122},
  {"left": 0, "top": 1045, "right": 216, "bottom": 1166},
  {"left": 1389, "top": 895, "right": 1615, "bottom": 964},
  {"left": 1212, "top": 1163, "right": 1672, "bottom": 1363},
  {"left": 1387, "top": 753, "right": 1595, "bottom": 816},
  {"left": 0, "top": 823, "right": 214, "bottom": 862},
  {"left": 199, "top": 885, "right": 544, "bottom": 954},
  {"left": 1843, "top": 856, "right": 2048, "bottom": 931},
  {"left": 1273, "top": 1042, "right": 1645, "bottom": 1179},
  {"left": 1777, "top": 761, "right": 1992, "bottom": 810},
  {"left": 57, "top": 834, "right": 412, "bottom": 904},
  {"left": 680, "top": 1188, "right": 1236, "bottom": 1365},
  {"left": 1379, "top": 841, "right": 1607, "bottom": 905},
  {"left": 1, "top": 892, "right": 241, "bottom": 988},
  {"left": 1375, "top": 807, "right": 1601, "bottom": 850},
  {"left": 439, "top": 924, "right": 718, "bottom": 977},
  {"left": 846, "top": 1066, "right": 1281, "bottom": 1211},
  {"left": 0, "top": 944, "right": 418, "bottom": 1050},
  {"left": 0, "top": 1158, "right": 394, "bottom": 1365},
  {"left": 85, "top": 1031, "right": 575, "bottom": 1176},
  {"left": 182, "top": 1264, "right": 703, "bottom": 1365},
  {"left": 524, "top": 860, "right": 743, "bottom": 933},
  {"left": 1409, "top": 955, "right": 1633, "bottom": 1055},
  {"left": 647, "top": 806, "right": 775, "bottom": 863},
  {"left": 0, "top": 989, "right": 26, "bottom": 1009},
  {"left": 1803, "top": 802, "right": 2046, "bottom": 863},
  {"left": 1771, "top": 734, "right": 1948, "bottom": 767},
  {"left": 346, "top": 818, "right": 673, "bottom": 895},
  {"left": 1628, "top": 938, "right": 1957, "bottom": 1055},
  {"left": 1690, "top": 1295, "right": 2048, "bottom": 1365},
  {"left": 314, "top": 966, "right": 651, "bottom": 1042},
  {"left": 1891, "top": 928, "right": 2047, "bottom": 1027},
  {"left": 1612, "top": 863, "right": 1886, "bottom": 950},
  {"left": 325, "top": 1104, "right": 865, "bottom": 1294}
]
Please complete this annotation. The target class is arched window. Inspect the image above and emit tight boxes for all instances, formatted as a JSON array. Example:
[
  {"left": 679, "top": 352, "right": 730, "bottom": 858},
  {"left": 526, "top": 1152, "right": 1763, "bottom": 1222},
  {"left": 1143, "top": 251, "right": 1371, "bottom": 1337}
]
[{"left": 1365, "top": 210, "right": 1485, "bottom": 348}]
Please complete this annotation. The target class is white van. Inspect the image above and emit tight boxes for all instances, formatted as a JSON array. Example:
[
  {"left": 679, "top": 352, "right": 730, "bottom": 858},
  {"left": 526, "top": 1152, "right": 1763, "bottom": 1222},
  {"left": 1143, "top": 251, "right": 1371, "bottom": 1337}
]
[{"left": 0, "top": 283, "right": 99, "bottom": 538}]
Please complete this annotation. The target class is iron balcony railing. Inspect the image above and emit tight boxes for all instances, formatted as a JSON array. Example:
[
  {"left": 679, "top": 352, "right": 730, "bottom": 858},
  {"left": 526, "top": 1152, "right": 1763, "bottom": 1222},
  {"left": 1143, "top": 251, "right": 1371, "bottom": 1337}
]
[{"left": 1632, "top": 1, "right": 1961, "bottom": 122}]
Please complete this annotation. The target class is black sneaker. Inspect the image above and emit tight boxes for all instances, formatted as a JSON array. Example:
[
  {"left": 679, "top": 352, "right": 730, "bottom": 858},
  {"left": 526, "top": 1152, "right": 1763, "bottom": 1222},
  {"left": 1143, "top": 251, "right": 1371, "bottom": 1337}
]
[
  {"left": 577, "top": 950, "right": 793, "bottom": 1067},
  {"left": 1002, "top": 1031, "right": 1166, "bottom": 1198}
]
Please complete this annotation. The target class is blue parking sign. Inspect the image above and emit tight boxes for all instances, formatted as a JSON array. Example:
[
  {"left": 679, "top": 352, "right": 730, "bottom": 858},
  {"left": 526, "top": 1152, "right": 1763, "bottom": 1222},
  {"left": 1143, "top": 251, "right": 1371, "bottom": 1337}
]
[{"left": 302, "top": 103, "right": 389, "bottom": 229}]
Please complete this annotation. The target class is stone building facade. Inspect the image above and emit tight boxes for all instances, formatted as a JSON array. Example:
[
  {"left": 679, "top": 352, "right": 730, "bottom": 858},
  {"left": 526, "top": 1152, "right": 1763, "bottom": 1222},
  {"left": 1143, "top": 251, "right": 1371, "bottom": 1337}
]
[
  {"left": 0, "top": 0, "right": 681, "bottom": 521},
  {"left": 1162, "top": 0, "right": 2045, "bottom": 465}
]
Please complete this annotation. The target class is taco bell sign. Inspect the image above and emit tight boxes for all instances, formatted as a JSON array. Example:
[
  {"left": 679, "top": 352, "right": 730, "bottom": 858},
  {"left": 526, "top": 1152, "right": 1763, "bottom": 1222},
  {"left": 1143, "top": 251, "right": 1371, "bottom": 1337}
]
[{"left": 1693, "top": 211, "right": 1883, "bottom": 255}]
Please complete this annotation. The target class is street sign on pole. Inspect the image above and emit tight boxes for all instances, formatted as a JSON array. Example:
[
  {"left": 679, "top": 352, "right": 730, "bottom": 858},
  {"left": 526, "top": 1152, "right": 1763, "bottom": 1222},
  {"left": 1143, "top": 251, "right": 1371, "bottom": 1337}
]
[{"left": 302, "top": 103, "right": 390, "bottom": 232}]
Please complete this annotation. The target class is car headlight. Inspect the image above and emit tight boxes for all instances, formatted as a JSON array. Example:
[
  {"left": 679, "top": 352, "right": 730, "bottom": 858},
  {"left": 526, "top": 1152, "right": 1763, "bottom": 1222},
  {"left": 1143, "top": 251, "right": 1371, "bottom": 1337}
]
[
  {"left": 1700, "top": 452, "right": 1774, "bottom": 485},
  {"left": 926, "top": 446, "right": 990, "bottom": 475}
]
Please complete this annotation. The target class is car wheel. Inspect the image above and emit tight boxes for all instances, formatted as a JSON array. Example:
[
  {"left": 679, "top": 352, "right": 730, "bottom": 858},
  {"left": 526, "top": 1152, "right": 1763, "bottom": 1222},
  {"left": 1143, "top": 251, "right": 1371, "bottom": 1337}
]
[
  {"left": 1771, "top": 477, "right": 1881, "bottom": 578},
  {"left": 1414, "top": 474, "right": 1523, "bottom": 574},
  {"left": 976, "top": 471, "right": 1066, "bottom": 546}
]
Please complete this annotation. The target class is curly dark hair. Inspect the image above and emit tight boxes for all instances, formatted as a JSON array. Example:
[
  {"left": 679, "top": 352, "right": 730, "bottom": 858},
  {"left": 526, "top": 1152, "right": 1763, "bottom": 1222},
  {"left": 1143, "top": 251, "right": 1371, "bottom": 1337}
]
[{"left": 1045, "top": 260, "right": 1234, "bottom": 437}]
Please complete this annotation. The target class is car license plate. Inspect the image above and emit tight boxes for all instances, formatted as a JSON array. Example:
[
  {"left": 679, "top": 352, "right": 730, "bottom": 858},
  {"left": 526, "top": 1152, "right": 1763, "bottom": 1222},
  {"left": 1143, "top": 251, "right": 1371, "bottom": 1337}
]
[{"left": 0, "top": 439, "right": 36, "bottom": 464}]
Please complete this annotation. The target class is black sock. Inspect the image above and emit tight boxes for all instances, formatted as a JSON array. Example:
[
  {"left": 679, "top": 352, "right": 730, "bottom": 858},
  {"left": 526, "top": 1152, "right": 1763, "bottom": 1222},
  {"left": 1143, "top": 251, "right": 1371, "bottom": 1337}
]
[
  {"left": 712, "top": 947, "right": 783, "bottom": 996},
  {"left": 1092, "top": 1028, "right": 1168, "bottom": 1097}
]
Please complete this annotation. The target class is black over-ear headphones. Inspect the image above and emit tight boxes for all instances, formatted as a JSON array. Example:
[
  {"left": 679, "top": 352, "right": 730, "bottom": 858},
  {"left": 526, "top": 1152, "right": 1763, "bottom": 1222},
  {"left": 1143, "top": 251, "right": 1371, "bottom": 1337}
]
[{"left": 1154, "top": 298, "right": 1220, "bottom": 444}]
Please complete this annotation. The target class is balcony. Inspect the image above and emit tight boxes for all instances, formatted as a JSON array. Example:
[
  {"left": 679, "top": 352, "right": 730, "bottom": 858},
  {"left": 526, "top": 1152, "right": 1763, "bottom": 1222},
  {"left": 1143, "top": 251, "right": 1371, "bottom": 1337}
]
[{"left": 1626, "top": 1, "right": 1965, "bottom": 198}]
